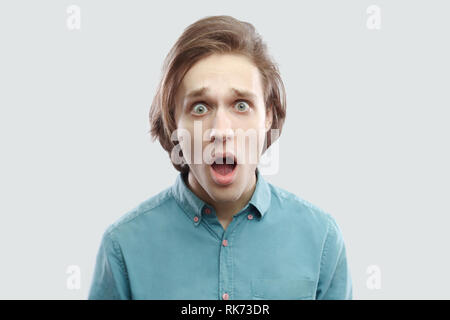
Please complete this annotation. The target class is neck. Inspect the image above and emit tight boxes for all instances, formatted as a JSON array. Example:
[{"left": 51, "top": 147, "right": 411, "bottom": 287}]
[{"left": 185, "top": 169, "right": 257, "bottom": 222}]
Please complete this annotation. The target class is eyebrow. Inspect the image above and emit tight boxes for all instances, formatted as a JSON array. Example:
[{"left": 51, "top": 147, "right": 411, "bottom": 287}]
[{"left": 184, "top": 86, "right": 257, "bottom": 101}]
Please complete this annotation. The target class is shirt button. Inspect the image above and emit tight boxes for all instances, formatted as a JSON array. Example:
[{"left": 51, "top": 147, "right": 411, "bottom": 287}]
[
  {"left": 204, "top": 207, "right": 211, "bottom": 214},
  {"left": 222, "top": 293, "right": 229, "bottom": 300},
  {"left": 193, "top": 216, "right": 199, "bottom": 222},
  {"left": 222, "top": 239, "right": 228, "bottom": 247},
  {"left": 247, "top": 214, "right": 254, "bottom": 220}
]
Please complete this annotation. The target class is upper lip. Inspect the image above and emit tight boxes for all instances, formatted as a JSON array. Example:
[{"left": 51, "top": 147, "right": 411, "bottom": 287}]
[{"left": 212, "top": 152, "right": 236, "bottom": 165}]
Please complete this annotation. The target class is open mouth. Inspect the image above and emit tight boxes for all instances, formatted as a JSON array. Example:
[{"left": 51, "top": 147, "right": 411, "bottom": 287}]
[
  {"left": 209, "top": 154, "right": 238, "bottom": 185},
  {"left": 211, "top": 156, "right": 237, "bottom": 175}
]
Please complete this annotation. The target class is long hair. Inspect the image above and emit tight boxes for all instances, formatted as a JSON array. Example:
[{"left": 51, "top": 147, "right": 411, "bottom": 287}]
[{"left": 149, "top": 15, "right": 287, "bottom": 174}]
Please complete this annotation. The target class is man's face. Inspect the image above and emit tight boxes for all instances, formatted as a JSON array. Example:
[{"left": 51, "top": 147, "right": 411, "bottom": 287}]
[{"left": 174, "top": 53, "right": 272, "bottom": 204}]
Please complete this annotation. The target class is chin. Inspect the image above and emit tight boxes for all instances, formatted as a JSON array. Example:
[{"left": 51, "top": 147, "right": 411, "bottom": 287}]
[{"left": 208, "top": 186, "right": 242, "bottom": 202}]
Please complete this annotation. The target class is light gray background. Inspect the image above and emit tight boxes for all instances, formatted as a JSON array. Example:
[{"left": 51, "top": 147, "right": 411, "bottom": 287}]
[{"left": 0, "top": 0, "right": 449, "bottom": 299}]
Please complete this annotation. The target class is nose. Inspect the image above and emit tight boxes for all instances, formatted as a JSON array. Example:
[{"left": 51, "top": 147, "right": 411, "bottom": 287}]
[{"left": 209, "top": 106, "right": 234, "bottom": 143}]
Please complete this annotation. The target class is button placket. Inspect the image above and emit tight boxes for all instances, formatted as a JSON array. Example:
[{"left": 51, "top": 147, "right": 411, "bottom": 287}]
[
  {"left": 217, "top": 210, "right": 247, "bottom": 300},
  {"left": 219, "top": 230, "right": 232, "bottom": 300}
]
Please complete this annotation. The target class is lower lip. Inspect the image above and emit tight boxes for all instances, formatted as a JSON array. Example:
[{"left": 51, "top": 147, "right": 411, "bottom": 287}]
[{"left": 209, "top": 164, "right": 238, "bottom": 186}]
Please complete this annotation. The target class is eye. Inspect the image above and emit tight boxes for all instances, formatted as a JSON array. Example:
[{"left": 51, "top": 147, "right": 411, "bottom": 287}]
[
  {"left": 234, "top": 101, "right": 250, "bottom": 113},
  {"left": 191, "top": 103, "right": 208, "bottom": 115}
]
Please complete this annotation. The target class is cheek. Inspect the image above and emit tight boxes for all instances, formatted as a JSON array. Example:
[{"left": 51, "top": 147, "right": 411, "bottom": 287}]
[
  {"left": 177, "top": 120, "right": 211, "bottom": 164},
  {"left": 231, "top": 113, "right": 265, "bottom": 162},
  {"left": 234, "top": 130, "right": 266, "bottom": 165},
  {"left": 176, "top": 122, "right": 194, "bottom": 163}
]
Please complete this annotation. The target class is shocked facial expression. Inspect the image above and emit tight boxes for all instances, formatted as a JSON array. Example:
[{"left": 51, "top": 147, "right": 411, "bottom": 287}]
[{"left": 174, "top": 53, "right": 272, "bottom": 203}]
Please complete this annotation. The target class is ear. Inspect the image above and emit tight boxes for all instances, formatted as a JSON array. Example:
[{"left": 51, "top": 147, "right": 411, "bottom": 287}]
[{"left": 265, "top": 105, "right": 273, "bottom": 132}]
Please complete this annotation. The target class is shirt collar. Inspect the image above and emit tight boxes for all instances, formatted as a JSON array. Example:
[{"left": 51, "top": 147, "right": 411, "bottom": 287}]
[{"left": 171, "top": 167, "right": 271, "bottom": 226}]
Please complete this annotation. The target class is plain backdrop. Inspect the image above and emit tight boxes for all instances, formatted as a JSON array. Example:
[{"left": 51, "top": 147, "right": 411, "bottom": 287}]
[{"left": 0, "top": 0, "right": 449, "bottom": 299}]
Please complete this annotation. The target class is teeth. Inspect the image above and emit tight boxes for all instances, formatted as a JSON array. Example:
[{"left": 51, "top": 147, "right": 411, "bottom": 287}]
[{"left": 214, "top": 157, "right": 235, "bottom": 165}]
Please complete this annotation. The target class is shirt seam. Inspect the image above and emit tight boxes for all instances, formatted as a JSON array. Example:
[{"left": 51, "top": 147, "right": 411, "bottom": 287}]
[
  {"left": 200, "top": 218, "right": 224, "bottom": 242},
  {"left": 107, "top": 229, "right": 130, "bottom": 286},
  {"left": 324, "top": 218, "right": 344, "bottom": 283},
  {"left": 228, "top": 214, "right": 247, "bottom": 299},
  {"left": 271, "top": 184, "right": 330, "bottom": 220},
  {"left": 107, "top": 189, "right": 173, "bottom": 234},
  {"left": 318, "top": 214, "right": 332, "bottom": 283}
]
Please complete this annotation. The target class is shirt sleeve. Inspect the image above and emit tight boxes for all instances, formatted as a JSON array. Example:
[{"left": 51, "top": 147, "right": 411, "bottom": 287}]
[
  {"left": 316, "top": 214, "right": 353, "bottom": 300},
  {"left": 88, "top": 229, "right": 131, "bottom": 300}
]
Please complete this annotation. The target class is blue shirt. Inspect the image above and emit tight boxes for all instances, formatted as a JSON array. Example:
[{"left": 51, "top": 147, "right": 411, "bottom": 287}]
[{"left": 88, "top": 168, "right": 353, "bottom": 300}]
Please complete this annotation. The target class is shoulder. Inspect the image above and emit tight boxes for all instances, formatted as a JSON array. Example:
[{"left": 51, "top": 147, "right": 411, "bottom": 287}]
[
  {"left": 267, "top": 183, "right": 347, "bottom": 253},
  {"left": 266, "top": 181, "right": 337, "bottom": 233},
  {"left": 103, "top": 185, "right": 176, "bottom": 238}
]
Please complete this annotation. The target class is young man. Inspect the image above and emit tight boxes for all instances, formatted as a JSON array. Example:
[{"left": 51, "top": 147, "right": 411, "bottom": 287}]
[{"left": 88, "top": 15, "right": 352, "bottom": 300}]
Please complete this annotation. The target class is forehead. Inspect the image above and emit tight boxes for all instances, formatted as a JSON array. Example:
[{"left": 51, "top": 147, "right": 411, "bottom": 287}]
[{"left": 177, "top": 53, "right": 264, "bottom": 100}]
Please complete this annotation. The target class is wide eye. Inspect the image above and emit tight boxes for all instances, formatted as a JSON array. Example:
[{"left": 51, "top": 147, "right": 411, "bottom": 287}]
[
  {"left": 192, "top": 103, "right": 208, "bottom": 115},
  {"left": 235, "top": 101, "right": 250, "bottom": 112}
]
